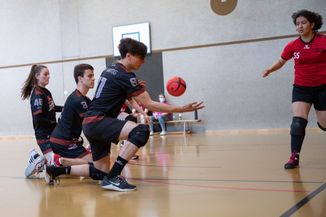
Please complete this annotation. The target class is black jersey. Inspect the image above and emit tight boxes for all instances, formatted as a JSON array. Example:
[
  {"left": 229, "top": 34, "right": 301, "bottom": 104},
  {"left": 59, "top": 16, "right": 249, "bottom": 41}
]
[
  {"left": 30, "top": 86, "right": 62, "bottom": 140},
  {"left": 50, "top": 89, "right": 91, "bottom": 144},
  {"left": 86, "top": 63, "right": 145, "bottom": 118}
]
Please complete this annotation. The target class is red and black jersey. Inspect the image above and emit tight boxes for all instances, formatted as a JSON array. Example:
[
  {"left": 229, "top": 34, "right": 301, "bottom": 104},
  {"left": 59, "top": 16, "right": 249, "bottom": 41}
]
[
  {"left": 85, "top": 63, "right": 145, "bottom": 119},
  {"left": 281, "top": 33, "right": 326, "bottom": 87},
  {"left": 30, "top": 86, "right": 62, "bottom": 140},
  {"left": 50, "top": 89, "right": 90, "bottom": 144}
]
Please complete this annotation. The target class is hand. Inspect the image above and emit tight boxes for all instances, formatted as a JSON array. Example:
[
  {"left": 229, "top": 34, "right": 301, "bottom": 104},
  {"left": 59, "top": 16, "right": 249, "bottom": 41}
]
[
  {"left": 262, "top": 69, "right": 271, "bottom": 78},
  {"left": 179, "top": 101, "right": 204, "bottom": 113},
  {"left": 144, "top": 114, "right": 151, "bottom": 124},
  {"left": 139, "top": 80, "right": 146, "bottom": 88}
]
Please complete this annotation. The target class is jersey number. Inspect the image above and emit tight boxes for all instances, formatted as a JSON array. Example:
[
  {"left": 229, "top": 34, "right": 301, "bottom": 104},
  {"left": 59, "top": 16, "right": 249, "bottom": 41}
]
[
  {"left": 130, "top": 78, "right": 138, "bottom": 87},
  {"left": 293, "top": 52, "right": 300, "bottom": 59},
  {"left": 81, "top": 101, "right": 88, "bottom": 109},
  {"left": 95, "top": 77, "right": 107, "bottom": 99}
]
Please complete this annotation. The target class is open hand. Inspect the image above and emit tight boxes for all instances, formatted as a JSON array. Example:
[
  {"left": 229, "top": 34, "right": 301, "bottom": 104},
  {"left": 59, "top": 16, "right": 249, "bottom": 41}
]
[{"left": 180, "top": 101, "right": 204, "bottom": 112}]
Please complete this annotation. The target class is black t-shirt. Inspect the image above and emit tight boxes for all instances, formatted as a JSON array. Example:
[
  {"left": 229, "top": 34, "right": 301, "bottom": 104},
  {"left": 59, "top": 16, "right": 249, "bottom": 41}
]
[
  {"left": 86, "top": 63, "right": 145, "bottom": 118},
  {"left": 30, "top": 86, "right": 59, "bottom": 139},
  {"left": 51, "top": 89, "right": 91, "bottom": 142}
]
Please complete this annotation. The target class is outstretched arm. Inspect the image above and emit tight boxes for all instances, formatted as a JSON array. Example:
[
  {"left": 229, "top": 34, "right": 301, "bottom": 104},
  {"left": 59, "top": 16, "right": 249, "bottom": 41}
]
[
  {"left": 128, "top": 98, "right": 147, "bottom": 116},
  {"left": 134, "top": 91, "right": 204, "bottom": 113},
  {"left": 262, "top": 57, "right": 287, "bottom": 78}
]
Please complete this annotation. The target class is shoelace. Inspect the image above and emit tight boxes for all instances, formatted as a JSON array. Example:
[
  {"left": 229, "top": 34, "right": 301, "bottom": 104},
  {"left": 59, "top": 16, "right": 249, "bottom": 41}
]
[
  {"left": 116, "top": 176, "right": 128, "bottom": 185},
  {"left": 289, "top": 153, "right": 299, "bottom": 163}
]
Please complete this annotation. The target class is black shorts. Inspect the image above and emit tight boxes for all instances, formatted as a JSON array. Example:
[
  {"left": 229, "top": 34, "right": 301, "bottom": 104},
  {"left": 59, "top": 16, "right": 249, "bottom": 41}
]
[
  {"left": 36, "top": 139, "right": 52, "bottom": 154},
  {"left": 292, "top": 84, "right": 326, "bottom": 110},
  {"left": 83, "top": 117, "right": 127, "bottom": 161},
  {"left": 51, "top": 142, "right": 90, "bottom": 159}
]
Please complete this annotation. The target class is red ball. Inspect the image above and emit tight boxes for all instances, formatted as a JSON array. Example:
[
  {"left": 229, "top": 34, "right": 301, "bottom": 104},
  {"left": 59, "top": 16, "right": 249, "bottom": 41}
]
[{"left": 166, "top": 76, "right": 187, "bottom": 96}]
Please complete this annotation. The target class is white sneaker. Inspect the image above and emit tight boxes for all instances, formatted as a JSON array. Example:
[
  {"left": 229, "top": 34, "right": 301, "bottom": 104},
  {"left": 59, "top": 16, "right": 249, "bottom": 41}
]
[
  {"left": 25, "top": 149, "right": 46, "bottom": 178},
  {"left": 150, "top": 131, "right": 154, "bottom": 136},
  {"left": 160, "top": 131, "right": 167, "bottom": 136}
]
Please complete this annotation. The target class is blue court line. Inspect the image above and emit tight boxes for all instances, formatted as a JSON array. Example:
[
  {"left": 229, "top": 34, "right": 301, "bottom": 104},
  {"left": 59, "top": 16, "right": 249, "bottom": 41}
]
[{"left": 279, "top": 182, "right": 326, "bottom": 217}]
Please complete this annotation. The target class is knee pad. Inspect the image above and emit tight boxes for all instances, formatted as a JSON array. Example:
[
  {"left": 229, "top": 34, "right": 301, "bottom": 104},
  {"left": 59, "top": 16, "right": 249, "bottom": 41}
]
[
  {"left": 89, "top": 163, "right": 107, "bottom": 180},
  {"left": 128, "top": 124, "right": 149, "bottom": 148},
  {"left": 290, "top": 117, "right": 308, "bottom": 136},
  {"left": 125, "top": 114, "right": 137, "bottom": 123},
  {"left": 317, "top": 122, "right": 326, "bottom": 131}
]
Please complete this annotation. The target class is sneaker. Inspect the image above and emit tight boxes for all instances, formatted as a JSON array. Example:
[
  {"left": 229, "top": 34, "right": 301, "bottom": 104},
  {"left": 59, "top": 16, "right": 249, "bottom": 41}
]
[
  {"left": 44, "top": 165, "right": 60, "bottom": 185},
  {"left": 101, "top": 175, "right": 136, "bottom": 192},
  {"left": 284, "top": 152, "right": 300, "bottom": 169},
  {"left": 160, "top": 131, "right": 167, "bottom": 136},
  {"left": 150, "top": 131, "right": 154, "bottom": 136},
  {"left": 25, "top": 149, "right": 46, "bottom": 178}
]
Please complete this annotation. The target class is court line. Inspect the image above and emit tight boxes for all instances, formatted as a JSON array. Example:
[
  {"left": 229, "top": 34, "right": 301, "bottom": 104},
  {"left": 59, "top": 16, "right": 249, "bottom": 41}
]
[
  {"left": 129, "top": 162, "right": 222, "bottom": 168},
  {"left": 0, "top": 175, "right": 319, "bottom": 194},
  {"left": 136, "top": 179, "right": 310, "bottom": 193},
  {"left": 132, "top": 177, "right": 323, "bottom": 184},
  {"left": 0, "top": 175, "right": 322, "bottom": 186},
  {"left": 279, "top": 183, "right": 326, "bottom": 217}
]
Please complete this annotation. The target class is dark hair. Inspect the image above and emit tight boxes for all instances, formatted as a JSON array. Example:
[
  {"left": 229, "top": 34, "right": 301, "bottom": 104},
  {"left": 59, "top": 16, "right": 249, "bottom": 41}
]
[
  {"left": 292, "top": 9, "right": 323, "bottom": 32},
  {"left": 21, "top": 65, "right": 47, "bottom": 100},
  {"left": 73, "top": 63, "right": 94, "bottom": 83},
  {"left": 118, "top": 38, "right": 147, "bottom": 59}
]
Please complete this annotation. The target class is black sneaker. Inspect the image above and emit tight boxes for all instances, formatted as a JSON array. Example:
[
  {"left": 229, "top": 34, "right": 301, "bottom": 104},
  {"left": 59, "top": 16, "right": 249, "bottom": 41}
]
[
  {"left": 45, "top": 165, "right": 60, "bottom": 185},
  {"left": 101, "top": 175, "right": 136, "bottom": 192},
  {"left": 284, "top": 152, "right": 300, "bottom": 169}
]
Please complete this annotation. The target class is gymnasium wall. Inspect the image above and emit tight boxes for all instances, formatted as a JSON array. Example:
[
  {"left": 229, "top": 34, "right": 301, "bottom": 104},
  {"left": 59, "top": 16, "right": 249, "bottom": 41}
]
[{"left": 0, "top": 0, "right": 325, "bottom": 135}]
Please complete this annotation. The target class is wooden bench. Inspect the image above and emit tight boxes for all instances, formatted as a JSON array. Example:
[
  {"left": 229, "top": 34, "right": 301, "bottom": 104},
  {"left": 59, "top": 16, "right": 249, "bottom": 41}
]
[
  {"left": 151, "top": 111, "right": 201, "bottom": 134},
  {"left": 165, "top": 119, "right": 201, "bottom": 134}
]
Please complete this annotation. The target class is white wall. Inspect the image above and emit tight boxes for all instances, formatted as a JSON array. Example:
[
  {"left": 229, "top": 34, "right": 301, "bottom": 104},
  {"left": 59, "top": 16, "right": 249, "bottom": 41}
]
[{"left": 0, "top": 0, "right": 325, "bottom": 135}]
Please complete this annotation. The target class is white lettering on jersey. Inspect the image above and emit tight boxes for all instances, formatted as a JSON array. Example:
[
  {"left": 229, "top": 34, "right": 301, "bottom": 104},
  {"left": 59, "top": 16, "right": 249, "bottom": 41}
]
[
  {"left": 293, "top": 52, "right": 300, "bottom": 59},
  {"left": 130, "top": 78, "right": 138, "bottom": 87},
  {"left": 106, "top": 68, "right": 117, "bottom": 75},
  {"left": 34, "top": 98, "right": 43, "bottom": 107}
]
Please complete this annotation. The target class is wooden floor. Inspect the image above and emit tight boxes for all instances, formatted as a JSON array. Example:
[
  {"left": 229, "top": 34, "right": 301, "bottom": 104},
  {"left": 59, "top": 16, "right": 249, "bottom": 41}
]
[{"left": 0, "top": 129, "right": 325, "bottom": 217}]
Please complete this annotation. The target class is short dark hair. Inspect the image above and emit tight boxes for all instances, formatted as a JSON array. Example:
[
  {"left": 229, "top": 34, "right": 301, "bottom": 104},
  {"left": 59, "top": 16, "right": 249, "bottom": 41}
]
[
  {"left": 74, "top": 63, "right": 94, "bottom": 83},
  {"left": 292, "top": 9, "right": 323, "bottom": 32},
  {"left": 118, "top": 38, "right": 147, "bottom": 59}
]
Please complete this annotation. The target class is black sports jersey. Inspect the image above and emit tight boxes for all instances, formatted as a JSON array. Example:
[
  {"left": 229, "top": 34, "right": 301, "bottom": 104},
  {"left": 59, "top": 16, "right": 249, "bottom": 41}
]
[
  {"left": 30, "top": 86, "right": 62, "bottom": 140},
  {"left": 86, "top": 63, "right": 145, "bottom": 118},
  {"left": 50, "top": 89, "right": 91, "bottom": 144}
]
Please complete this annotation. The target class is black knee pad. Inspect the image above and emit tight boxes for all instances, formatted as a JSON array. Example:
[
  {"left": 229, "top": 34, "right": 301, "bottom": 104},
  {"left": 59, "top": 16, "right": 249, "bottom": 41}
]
[
  {"left": 317, "top": 122, "right": 326, "bottom": 131},
  {"left": 290, "top": 117, "right": 308, "bottom": 136},
  {"left": 128, "top": 124, "right": 149, "bottom": 148},
  {"left": 125, "top": 114, "right": 137, "bottom": 123},
  {"left": 89, "top": 163, "right": 107, "bottom": 180}
]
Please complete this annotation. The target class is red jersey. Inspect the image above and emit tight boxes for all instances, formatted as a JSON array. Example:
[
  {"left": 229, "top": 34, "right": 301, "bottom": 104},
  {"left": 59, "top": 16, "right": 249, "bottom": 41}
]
[{"left": 281, "top": 33, "right": 326, "bottom": 87}]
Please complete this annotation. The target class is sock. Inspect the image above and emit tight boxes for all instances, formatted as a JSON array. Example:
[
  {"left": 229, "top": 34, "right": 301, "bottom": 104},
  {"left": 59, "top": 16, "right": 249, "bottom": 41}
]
[
  {"left": 44, "top": 152, "right": 54, "bottom": 165},
  {"left": 107, "top": 156, "right": 128, "bottom": 178},
  {"left": 291, "top": 135, "right": 305, "bottom": 153},
  {"left": 54, "top": 166, "right": 71, "bottom": 177}
]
